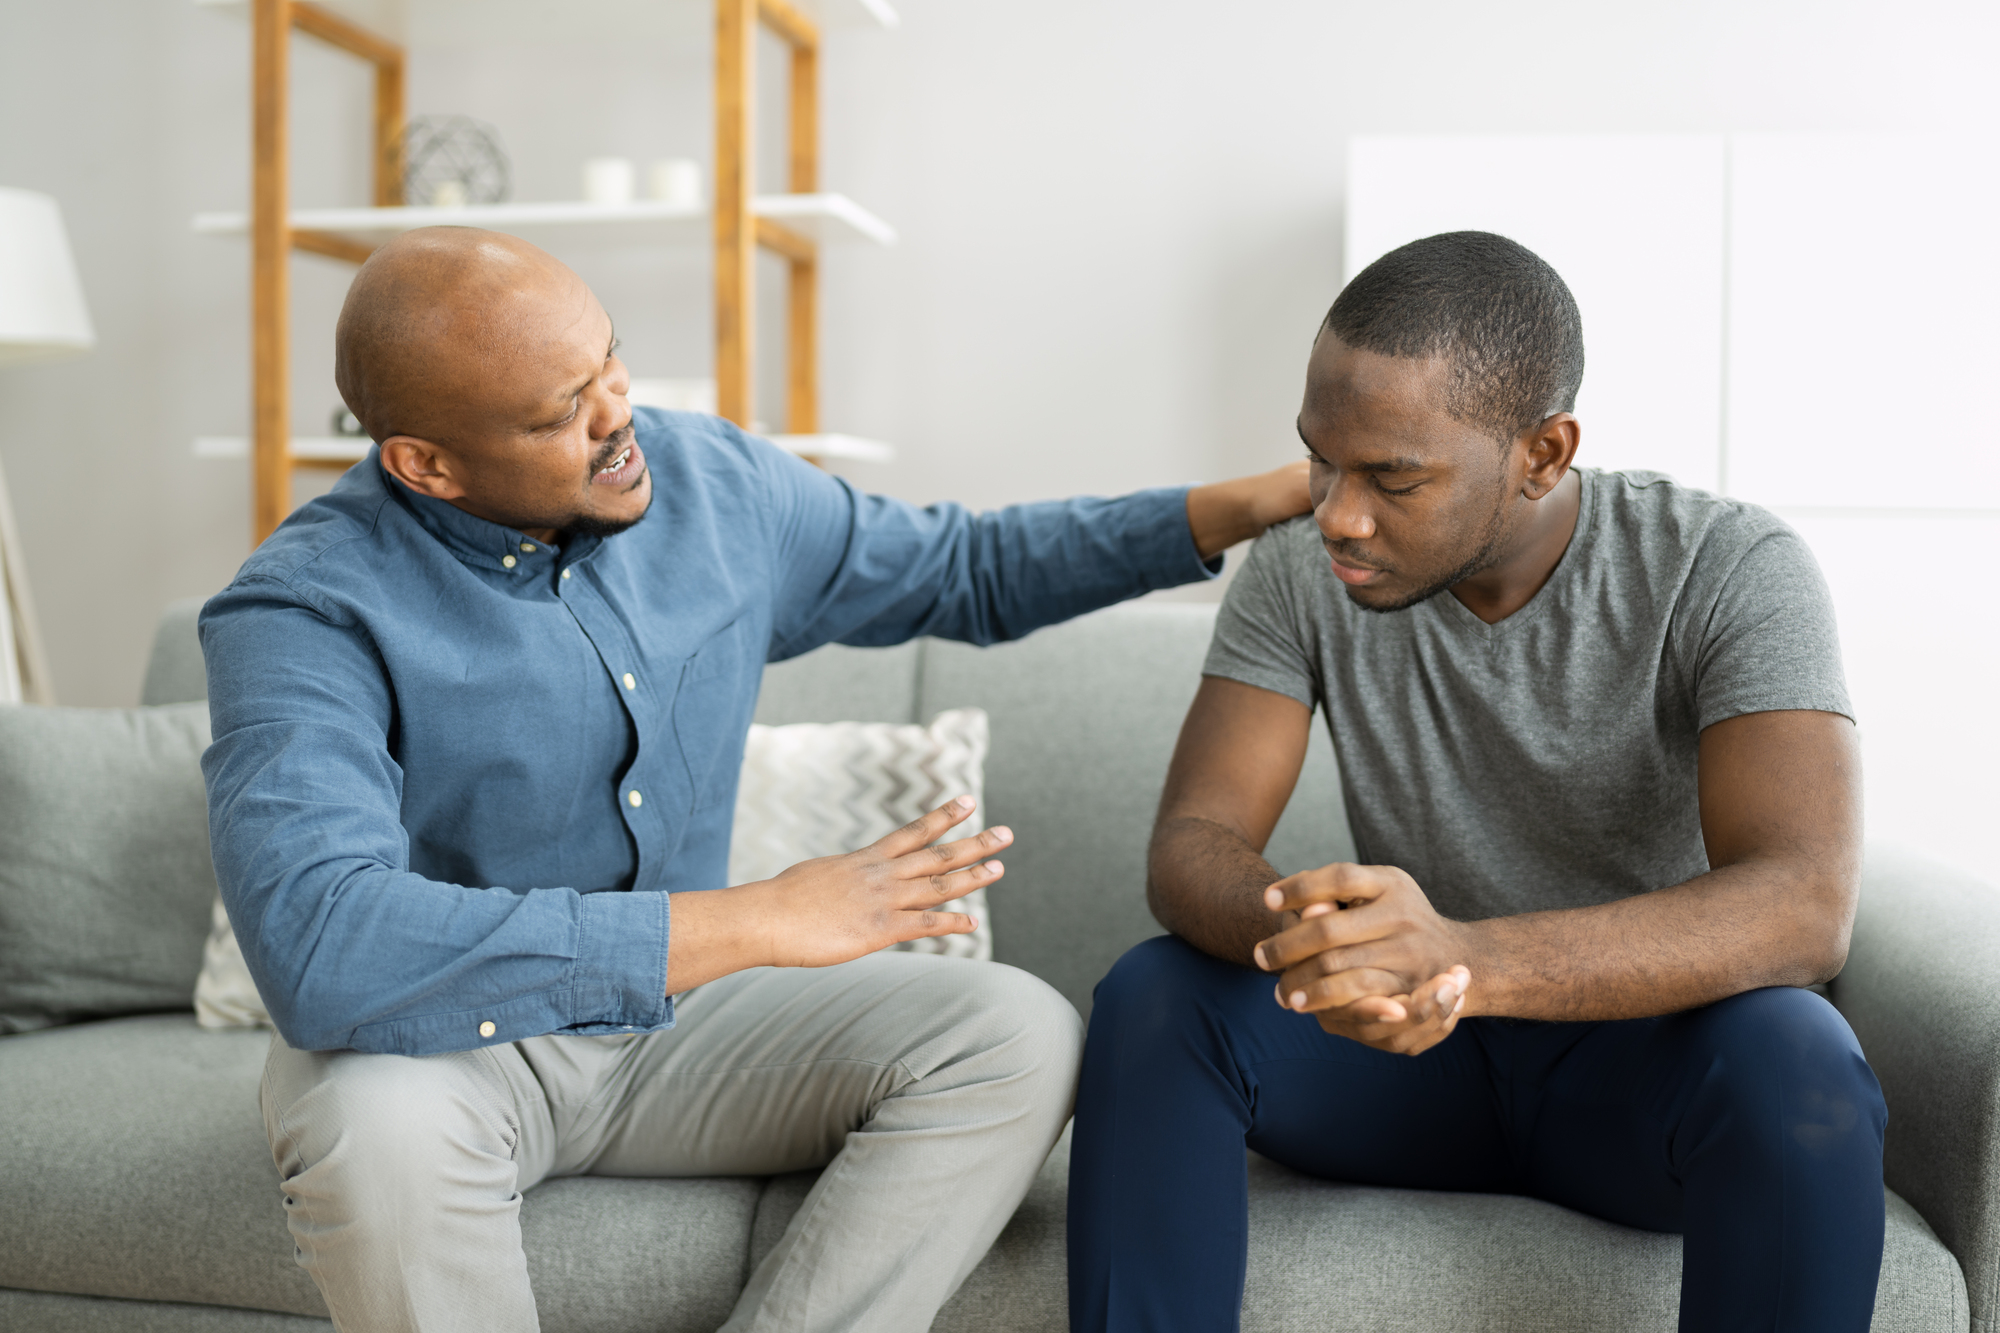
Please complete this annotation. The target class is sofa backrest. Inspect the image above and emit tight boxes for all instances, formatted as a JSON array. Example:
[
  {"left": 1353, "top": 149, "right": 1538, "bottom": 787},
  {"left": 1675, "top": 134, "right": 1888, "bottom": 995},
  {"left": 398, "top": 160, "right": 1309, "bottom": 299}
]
[{"left": 147, "top": 600, "right": 1354, "bottom": 1018}]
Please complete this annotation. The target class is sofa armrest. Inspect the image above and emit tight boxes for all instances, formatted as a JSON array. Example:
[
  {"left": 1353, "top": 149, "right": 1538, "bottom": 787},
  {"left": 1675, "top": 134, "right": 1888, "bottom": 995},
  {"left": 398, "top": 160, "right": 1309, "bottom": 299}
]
[{"left": 1834, "top": 845, "right": 2000, "bottom": 1331}]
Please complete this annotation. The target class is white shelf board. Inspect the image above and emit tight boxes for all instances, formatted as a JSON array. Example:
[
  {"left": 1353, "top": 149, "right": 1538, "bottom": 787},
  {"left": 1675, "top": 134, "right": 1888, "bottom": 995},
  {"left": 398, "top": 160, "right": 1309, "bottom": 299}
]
[
  {"left": 192, "top": 193, "right": 896, "bottom": 247},
  {"left": 195, "top": 436, "right": 371, "bottom": 462},
  {"left": 193, "top": 0, "right": 897, "bottom": 38},
  {"left": 193, "top": 432, "right": 895, "bottom": 464},
  {"left": 769, "top": 434, "right": 895, "bottom": 463}
]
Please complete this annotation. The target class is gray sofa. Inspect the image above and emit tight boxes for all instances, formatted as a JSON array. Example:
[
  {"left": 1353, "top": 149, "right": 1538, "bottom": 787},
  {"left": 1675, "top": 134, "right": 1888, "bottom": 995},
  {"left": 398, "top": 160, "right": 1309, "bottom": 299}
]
[{"left": 1, "top": 598, "right": 1993, "bottom": 1331}]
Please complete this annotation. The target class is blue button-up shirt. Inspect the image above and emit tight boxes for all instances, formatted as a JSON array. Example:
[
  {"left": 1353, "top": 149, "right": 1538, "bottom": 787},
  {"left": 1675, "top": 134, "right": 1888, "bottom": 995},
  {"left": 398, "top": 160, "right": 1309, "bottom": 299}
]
[{"left": 199, "top": 410, "right": 1214, "bottom": 1056}]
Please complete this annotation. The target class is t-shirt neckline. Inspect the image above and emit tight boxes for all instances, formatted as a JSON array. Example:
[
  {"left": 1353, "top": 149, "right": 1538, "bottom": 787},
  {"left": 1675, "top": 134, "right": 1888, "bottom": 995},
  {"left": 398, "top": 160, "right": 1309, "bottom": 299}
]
[{"left": 1427, "top": 467, "right": 1597, "bottom": 641}]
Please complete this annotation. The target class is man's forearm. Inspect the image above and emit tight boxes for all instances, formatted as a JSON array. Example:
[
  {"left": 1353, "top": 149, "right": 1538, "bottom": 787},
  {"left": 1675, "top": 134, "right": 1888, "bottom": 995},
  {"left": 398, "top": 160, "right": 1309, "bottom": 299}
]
[
  {"left": 1455, "top": 861, "right": 1855, "bottom": 1022},
  {"left": 1184, "top": 462, "right": 1312, "bottom": 560},
  {"left": 1148, "top": 815, "right": 1287, "bottom": 966}
]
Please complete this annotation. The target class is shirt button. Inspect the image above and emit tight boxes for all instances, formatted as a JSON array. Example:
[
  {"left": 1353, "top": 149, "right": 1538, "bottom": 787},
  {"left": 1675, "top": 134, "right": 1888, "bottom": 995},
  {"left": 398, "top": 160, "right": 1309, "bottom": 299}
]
[
  {"left": 478, "top": 1020, "right": 496, "bottom": 1038},
  {"left": 519, "top": 542, "right": 536, "bottom": 553},
  {"left": 622, "top": 673, "right": 636, "bottom": 690},
  {"left": 502, "top": 555, "right": 517, "bottom": 569},
  {"left": 628, "top": 790, "right": 643, "bottom": 808},
  {"left": 561, "top": 568, "right": 572, "bottom": 581}
]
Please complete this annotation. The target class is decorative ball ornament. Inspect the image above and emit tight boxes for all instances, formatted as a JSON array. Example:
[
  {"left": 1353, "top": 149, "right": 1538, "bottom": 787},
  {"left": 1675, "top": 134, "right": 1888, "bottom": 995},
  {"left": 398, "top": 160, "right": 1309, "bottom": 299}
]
[{"left": 401, "top": 115, "right": 511, "bottom": 209}]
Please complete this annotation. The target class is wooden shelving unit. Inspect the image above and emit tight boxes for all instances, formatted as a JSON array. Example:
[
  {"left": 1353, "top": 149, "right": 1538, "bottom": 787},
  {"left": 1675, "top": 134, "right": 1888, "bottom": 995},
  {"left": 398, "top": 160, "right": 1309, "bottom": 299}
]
[{"left": 199, "top": 0, "right": 898, "bottom": 544}]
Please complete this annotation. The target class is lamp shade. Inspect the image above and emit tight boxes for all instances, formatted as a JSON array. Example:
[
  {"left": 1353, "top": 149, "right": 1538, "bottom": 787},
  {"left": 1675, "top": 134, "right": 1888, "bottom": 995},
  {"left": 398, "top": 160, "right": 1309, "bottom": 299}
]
[{"left": 0, "top": 188, "right": 95, "bottom": 365}]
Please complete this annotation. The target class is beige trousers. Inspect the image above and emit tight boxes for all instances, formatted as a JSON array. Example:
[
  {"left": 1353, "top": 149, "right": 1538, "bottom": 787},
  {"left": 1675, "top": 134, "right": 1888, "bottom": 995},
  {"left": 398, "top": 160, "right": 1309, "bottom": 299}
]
[{"left": 260, "top": 952, "right": 1083, "bottom": 1333}]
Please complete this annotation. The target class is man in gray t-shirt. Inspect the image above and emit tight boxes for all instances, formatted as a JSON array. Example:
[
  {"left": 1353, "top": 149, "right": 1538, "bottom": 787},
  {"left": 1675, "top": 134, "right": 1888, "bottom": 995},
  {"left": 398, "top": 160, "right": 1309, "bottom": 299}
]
[{"left": 1068, "top": 232, "right": 1885, "bottom": 1333}]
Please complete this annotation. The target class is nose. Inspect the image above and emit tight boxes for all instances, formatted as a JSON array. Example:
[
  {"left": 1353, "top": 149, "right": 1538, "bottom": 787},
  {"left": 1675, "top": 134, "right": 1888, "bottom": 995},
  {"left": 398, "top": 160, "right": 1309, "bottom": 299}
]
[
  {"left": 1315, "top": 473, "right": 1376, "bottom": 542},
  {"left": 592, "top": 354, "right": 633, "bottom": 438}
]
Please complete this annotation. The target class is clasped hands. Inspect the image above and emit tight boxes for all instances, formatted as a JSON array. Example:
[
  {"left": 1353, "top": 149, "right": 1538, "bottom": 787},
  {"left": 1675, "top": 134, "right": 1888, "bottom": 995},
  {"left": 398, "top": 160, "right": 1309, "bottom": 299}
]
[{"left": 1251, "top": 862, "right": 1474, "bottom": 1056}]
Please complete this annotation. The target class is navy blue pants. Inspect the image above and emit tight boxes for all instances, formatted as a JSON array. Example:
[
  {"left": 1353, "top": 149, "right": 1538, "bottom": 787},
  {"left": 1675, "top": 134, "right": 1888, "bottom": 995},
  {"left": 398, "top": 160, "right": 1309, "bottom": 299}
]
[{"left": 1068, "top": 935, "right": 1887, "bottom": 1332}]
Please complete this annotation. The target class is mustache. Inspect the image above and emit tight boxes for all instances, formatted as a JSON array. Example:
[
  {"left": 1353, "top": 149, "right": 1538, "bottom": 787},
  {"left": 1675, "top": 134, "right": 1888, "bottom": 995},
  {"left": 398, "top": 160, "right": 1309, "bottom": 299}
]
[
  {"left": 1321, "top": 537, "right": 1387, "bottom": 572},
  {"left": 589, "top": 423, "right": 636, "bottom": 472}
]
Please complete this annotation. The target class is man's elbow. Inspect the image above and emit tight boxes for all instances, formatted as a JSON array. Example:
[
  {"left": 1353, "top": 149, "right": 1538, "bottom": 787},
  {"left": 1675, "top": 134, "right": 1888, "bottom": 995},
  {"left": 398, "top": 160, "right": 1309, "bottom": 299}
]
[{"left": 1794, "top": 862, "right": 1861, "bottom": 987}]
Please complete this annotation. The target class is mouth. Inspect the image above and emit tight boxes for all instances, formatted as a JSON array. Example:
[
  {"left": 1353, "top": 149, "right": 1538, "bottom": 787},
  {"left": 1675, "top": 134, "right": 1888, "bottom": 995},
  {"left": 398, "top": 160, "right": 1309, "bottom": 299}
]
[
  {"left": 590, "top": 435, "right": 645, "bottom": 488},
  {"left": 1323, "top": 543, "right": 1387, "bottom": 586}
]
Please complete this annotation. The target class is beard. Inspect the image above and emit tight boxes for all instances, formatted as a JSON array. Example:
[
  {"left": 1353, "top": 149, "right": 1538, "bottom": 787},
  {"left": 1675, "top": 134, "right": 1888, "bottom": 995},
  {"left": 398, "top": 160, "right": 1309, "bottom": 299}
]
[
  {"left": 526, "top": 424, "right": 652, "bottom": 538},
  {"left": 564, "top": 478, "right": 653, "bottom": 538}
]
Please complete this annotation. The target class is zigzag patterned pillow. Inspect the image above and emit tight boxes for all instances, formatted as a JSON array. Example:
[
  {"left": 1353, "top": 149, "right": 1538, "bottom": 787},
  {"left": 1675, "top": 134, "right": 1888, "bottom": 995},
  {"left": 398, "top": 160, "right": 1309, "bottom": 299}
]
[{"left": 729, "top": 708, "right": 993, "bottom": 961}]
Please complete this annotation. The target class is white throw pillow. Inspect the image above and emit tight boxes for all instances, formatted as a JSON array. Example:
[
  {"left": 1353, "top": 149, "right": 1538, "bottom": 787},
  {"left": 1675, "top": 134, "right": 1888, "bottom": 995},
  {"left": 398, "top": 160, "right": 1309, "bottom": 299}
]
[
  {"left": 193, "top": 895, "right": 271, "bottom": 1030},
  {"left": 192, "top": 706, "right": 995, "bottom": 1027},
  {"left": 730, "top": 708, "right": 993, "bottom": 961}
]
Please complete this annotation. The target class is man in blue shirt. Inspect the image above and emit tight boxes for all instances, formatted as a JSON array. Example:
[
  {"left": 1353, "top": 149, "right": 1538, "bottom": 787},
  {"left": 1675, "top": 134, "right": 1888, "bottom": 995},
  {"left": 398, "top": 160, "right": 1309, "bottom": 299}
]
[{"left": 199, "top": 227, "right": 1309, "bottom": 1333}]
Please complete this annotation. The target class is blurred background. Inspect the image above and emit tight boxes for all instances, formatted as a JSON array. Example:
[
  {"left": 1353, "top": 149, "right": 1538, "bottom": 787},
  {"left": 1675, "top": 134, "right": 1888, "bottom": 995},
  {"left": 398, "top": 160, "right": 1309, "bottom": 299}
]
[{"left": 0, "top": 0, "right": 1994, "bottom": 878}]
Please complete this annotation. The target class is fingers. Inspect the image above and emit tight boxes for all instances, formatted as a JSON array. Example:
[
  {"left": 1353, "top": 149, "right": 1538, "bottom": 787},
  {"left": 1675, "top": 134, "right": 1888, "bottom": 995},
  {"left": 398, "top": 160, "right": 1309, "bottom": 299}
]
[
  {"left": 890, "top": 909, "right": 981, "bottom": 942},
  {"left": 872, "top": 795, "right": 980, "bottom": 858},
  {"left": 1307, "top": 968, "right": 1471, "bottom": 1056},
  {"left": 1253, "top": 901, "right": 1397, "bottom": 973},
  {"left": 1272, "top": 966, "right": 1407, "bottom": 1017},
  {"left": 919, "top": 856, "right": 1007, "bottom": 905},
  {"left": 1262, "top": 861, "right": 1403, "bottom": 916},
  {"left": 903, "top": 823, "right": 1012, "bottom": 881}
]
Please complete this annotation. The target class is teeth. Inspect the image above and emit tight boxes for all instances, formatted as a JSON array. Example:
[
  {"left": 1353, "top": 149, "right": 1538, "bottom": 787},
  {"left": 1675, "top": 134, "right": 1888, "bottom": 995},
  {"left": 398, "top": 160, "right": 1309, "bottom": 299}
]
[{"left": 597, "top": 448, "right": 630, "bottom": 476}]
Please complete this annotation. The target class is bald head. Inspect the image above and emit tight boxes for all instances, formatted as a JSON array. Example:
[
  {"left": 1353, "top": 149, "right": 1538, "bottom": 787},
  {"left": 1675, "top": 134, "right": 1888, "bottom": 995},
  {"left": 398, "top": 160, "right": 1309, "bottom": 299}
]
[
  {"left": 334, "top": 227, "right": 593, "bottom": 444},
  {"left": 336, "top": 227, "right": 645, "bottom": 544}
]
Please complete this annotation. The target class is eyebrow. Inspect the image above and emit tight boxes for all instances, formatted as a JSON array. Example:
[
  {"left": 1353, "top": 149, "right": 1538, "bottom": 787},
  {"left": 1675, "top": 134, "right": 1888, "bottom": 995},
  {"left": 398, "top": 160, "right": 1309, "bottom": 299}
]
[
  {"left": 1295, "top": 420, "right": 1428, "bottom": 473},
  {"left": 533, "top": 323, "right": 619, "bottom": 428}
]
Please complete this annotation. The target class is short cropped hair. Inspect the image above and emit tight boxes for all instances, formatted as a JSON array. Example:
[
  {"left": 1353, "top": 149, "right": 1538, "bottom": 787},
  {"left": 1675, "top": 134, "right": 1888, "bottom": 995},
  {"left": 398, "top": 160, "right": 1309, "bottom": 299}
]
[{"left": 1324, "top": 231, "right": 1585, "bottom": 444}]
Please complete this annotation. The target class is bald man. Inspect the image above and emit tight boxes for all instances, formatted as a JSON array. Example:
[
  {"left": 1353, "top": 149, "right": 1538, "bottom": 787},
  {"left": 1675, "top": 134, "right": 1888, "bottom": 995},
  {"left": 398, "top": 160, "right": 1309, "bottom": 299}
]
[{"left": 197, "top": 228, "right": 1309, "bottom": 1333}]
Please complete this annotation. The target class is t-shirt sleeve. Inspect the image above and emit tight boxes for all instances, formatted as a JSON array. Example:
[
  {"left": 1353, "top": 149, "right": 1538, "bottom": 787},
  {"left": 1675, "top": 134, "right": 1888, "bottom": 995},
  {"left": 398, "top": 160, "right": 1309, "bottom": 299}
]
[
  {"left": 1687, "top": 516, "right": 1854, "bottom": 731},
  {"left": 1202, "top": 518, "right": 1320, "bottom": 710}
]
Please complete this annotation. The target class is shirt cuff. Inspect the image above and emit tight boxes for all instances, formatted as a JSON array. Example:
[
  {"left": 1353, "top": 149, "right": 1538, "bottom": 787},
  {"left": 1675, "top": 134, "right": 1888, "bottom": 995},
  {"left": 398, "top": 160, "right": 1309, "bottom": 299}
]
[
  {"left": 1130, "top": 485, "right": 1225, "bottom": 590},
  {"left": 566, "top": 887, "right": 673, "bottom": 1033}
]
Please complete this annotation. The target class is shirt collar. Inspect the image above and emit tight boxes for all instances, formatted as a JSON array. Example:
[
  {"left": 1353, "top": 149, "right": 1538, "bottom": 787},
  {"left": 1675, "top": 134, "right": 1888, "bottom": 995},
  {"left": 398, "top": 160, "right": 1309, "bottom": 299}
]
[{"left": 375, "top": 452, "right": 605, "bottom": 574}]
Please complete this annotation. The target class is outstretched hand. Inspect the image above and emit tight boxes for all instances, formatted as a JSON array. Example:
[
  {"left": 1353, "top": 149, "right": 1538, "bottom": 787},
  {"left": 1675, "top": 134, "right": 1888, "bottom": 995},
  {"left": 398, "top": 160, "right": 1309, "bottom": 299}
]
[
  {"left": 751, "top": 795, "right": 1008, "bottom": 967},
  {"left": 1252, "top": 862, "right": 1473, "bottom": 1056},
  {"left": 667, "top": 796, "right": 1008, "bottom": 992}
]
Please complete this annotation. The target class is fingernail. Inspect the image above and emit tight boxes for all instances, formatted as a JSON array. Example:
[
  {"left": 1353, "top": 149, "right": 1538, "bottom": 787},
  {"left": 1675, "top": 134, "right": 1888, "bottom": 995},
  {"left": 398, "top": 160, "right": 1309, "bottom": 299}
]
[
  {"left": 984, "top": 860, "right": 1004, "bottom": 873},
  {"left": 1289, "top": 991, "right": 1307, "bottom": 1010},
  {"left": 1253, "top": 945, "right": 1267, "bottom": 969},
  {"left": 951, "top": 795, "right": 973, "bottom": 812},
  {"left": 1263, "top": 887, "right": 1283, "bottom": 908},
  {"left": 990, "top": 826, "right": 1012, "bottom": 843},
  {"left": 1438, "top": 982, "right": 1460, "bottom": 1008},
  {"left": 1452, "top": 995, "right": 1465, "bottom": 1016}
]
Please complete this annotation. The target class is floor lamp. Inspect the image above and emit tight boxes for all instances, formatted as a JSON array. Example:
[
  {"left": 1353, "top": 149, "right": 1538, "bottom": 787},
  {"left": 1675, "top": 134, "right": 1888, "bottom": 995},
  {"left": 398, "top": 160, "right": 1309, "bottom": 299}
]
[{"left": 0, "top": 187, "right": 95, "bottom": 705}]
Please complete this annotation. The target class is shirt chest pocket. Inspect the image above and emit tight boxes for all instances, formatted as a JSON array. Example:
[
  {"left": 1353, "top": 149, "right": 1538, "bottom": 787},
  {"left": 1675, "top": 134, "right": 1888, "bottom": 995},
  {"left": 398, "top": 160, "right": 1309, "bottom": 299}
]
[{"left": 672, "top": 616, "right": 764, "bottom": 812}]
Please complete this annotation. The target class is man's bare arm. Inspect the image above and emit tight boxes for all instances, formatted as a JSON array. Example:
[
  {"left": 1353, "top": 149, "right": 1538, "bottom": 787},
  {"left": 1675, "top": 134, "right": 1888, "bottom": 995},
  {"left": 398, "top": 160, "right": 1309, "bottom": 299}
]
[
  {"left": 1184, "top": 463, "right": 1312, "bottom": 562},
  {"left": 1259, "top": 709, "right": 1864, "bottom": 1030},
  {"left": 1148, "top": 677, "right": 1315, "bottom": 964}
]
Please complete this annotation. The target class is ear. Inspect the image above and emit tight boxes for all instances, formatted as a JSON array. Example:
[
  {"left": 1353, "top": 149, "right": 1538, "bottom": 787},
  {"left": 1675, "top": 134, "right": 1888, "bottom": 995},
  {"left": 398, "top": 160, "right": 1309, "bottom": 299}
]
[
  {"left": 378, "top": 435, "right": 468, "bottom": 502},
  {"left": 1520, "top": 413, "right": 1580, "bottom": 501}
]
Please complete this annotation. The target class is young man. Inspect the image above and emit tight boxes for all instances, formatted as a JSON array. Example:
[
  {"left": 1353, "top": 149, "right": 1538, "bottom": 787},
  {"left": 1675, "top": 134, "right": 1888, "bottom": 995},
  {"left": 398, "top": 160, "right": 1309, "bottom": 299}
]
[
  {"left": 1068, "top": 231, "right": 1885, "bottom": 1331},
  {"left": 198, "top": 227, "right": 1310, "bottom": 1333}
]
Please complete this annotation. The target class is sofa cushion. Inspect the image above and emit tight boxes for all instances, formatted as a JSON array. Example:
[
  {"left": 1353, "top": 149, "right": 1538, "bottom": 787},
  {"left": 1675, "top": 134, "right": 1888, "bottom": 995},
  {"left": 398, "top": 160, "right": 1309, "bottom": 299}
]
[
  {"left": 751, "top": 1127, "right": 1965, "bottom": 1332},
  {"left": 0, "top": 1015, "right": 763, "bottom": 1333},
  {"left": 0, "top": 702, "right": 216, "bottom": 1032}
]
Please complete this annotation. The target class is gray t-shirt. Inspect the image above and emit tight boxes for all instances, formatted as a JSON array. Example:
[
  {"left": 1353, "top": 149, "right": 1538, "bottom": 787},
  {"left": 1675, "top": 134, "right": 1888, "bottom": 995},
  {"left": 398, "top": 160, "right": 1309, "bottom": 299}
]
[{"left": 1204, "top": 468, "right": 1851, "bottom": 922}]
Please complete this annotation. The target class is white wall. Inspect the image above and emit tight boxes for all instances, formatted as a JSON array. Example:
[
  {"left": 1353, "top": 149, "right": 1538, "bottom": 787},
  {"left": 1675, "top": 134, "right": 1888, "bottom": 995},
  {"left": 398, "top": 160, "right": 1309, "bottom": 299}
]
[{"left": 2, "top": 3, "right": 1994, "bottom": 783}]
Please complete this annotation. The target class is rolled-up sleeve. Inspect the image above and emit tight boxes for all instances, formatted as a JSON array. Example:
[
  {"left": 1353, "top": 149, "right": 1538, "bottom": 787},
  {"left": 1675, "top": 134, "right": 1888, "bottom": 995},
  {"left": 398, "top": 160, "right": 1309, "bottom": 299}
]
[{"left": 201, "top": 584, "right": 672, "bottom": 1055}]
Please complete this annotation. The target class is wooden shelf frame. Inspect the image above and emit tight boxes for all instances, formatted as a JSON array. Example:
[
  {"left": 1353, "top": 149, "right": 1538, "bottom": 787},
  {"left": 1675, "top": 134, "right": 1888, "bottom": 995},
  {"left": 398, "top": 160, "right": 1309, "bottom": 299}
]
[
  {"left": 238, "top": 0, "right": 849, "bottom": 543},
  {"left": 717, "top": 0, "right": 826, "bottom": 434},
  {"left": 251, "top": 0, "right": 405, "bottom": 540}
]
